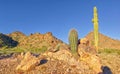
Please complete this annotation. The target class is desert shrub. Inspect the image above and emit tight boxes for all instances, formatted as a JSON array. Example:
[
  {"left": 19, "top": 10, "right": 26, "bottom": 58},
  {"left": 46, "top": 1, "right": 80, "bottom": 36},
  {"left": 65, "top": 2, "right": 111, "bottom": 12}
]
[
  {"left": 0, "top": 47, "right": 25, "bottom": 56},
  {"left": 99, "top": 48, "right": 120, "bottom": 55},
  {"left": 28, "top": 46, "right": 47, "bottom": 54},
  {"left": 40, "top": 46, "right": 47, "bottom": 53},
  {"left": 0, "top": 46, "right": 47, "bottom": 56}
]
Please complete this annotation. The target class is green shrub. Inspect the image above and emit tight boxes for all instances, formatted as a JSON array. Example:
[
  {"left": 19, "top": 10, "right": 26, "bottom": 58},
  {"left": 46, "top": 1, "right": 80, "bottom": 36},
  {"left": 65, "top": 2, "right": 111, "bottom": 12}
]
[{"left": 99, "top": 48, "right": 120, "bottom": 55}]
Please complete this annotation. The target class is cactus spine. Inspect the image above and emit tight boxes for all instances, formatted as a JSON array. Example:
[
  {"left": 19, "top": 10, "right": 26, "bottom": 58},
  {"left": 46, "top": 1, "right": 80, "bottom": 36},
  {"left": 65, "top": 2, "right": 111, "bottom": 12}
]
[
  {"left": 69, "top": 29, "right": 78, "bottom": 54},
  {"left": 92, "top": 6, "right": 99, "bottom": 52}
]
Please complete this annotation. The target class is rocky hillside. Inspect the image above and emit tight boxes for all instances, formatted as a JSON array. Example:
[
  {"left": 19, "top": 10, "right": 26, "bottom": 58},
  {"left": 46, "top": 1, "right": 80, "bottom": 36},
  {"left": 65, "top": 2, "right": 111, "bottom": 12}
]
[
  {"left": 0, "top": 38, "right": 103, "bottom": 74},
  {"left": 8, "top": 31, "right": 64, "bottom": 49},
  {"left": 0, "top": 33, "right": 18, "bottom": 48},
  {"left": 85, "top": 32, "right": 120, "bottom": 49},
  {"left": 0, "top": 31, "right": 120, "bottom": 74},
  {"left": 8, "top": 31, "right": 26, "bottom": 42}
]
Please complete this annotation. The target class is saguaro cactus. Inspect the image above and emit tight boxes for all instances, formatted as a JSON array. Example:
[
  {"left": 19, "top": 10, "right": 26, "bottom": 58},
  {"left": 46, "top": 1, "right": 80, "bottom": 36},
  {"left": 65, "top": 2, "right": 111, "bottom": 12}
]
[
  {"left": 92, "top": 6, "right": 99, "bottom": 52},
  {"left": 68, "top": 29, "right": 78, "bottom": 54}
]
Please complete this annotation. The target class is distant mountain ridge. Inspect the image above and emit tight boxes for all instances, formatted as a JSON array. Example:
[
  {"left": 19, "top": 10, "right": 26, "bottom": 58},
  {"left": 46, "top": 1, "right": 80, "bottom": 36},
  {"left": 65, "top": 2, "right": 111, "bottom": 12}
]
[
  {"left": 85, "top": 32, "right": 120, "bottom": 49},
  {"left": 0, "top": 31, "right": 120, "bottom": 50}
]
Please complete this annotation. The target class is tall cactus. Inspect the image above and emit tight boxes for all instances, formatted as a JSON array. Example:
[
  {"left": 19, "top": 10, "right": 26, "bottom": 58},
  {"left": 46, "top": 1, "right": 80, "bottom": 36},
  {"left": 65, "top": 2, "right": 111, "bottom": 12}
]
[
  {"left": 68, "top": 29, "right": 78, "bottom": 54},
  {"left": 92, "top": 6, "right": 99, "bottom": 52}
]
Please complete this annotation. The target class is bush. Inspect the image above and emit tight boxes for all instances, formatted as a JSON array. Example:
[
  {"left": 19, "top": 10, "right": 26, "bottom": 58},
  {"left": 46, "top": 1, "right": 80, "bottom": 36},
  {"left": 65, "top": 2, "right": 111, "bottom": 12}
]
[{"left": 99, "top": 48, "right": 120, "bottom": 55}]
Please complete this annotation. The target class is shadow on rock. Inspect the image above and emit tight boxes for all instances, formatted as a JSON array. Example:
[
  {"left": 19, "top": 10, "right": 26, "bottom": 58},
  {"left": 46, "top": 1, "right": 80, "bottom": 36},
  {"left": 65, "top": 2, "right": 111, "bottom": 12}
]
[
  {"left": 0, "top": 53, "right": 13, "bottom": 59},
  {"left": 102, "top": 66, "right": 112, "bottom": 74},
  {"left": 40, "top": 59, "right": 48, "bottom": 65},
  {"left": 0, "top": 33, "right": 18, "bottom": 48}
]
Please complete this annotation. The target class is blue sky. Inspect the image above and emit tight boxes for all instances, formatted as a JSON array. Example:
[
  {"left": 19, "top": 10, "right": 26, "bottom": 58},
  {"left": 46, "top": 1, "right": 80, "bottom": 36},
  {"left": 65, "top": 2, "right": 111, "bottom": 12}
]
[{"left": 0, "top": 0, "right": 120, "bottom": 43}]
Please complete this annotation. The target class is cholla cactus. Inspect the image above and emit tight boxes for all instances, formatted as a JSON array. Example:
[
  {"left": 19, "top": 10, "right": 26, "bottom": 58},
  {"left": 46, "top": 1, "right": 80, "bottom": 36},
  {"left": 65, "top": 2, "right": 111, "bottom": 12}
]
[
  {"left": 92, "top": 6, "right": 99, "bottom": 52},
  {"left": 68, "top": 29, "right": 78, "bottom": 54}
]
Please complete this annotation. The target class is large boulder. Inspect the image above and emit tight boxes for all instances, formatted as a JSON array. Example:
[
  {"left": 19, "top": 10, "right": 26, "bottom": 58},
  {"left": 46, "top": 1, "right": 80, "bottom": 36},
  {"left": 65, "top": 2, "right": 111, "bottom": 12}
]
[
  {"left": 16, "top": 52, "right": 40, "bottom": 72},
  {"left": 80, "top": 38, "right": 89, "bottom": 46},
  {"left": 42, "top": 43, "right": 101, "bottom": 73},
  {"left": 43, "top": 45, "right": 81, "bottom": 67},
  {"left": 78, "top": 38, "right": 102, "bottom": 73},
  {"left": 79, "top": 50, "right": 102, "bottom": 73},
  {"left": 78, "top": 38, "right": 96, "bottom": 54},
  {"left": 43, "top": 49, "right": 72, "bottom": 63}
]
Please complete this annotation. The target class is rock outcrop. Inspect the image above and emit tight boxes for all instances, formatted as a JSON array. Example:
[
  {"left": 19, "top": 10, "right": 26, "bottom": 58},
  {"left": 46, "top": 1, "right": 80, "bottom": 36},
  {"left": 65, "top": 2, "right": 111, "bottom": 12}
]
[
  {"left": 78, "top": 38, "right": 102, "bottom": 73},
  {"left": 15, "top": 32, "right": 63, "bottom": 49},
  {"left": 8, "top": 31, "right": 26, "bottom": 42},
  {"left": 42, "top": 44, "right": 98, "bottom": 73},
  {"left": 0, "top": 33, "right": 18, "bottom": 48},
  {"left": 16, "top": 52, "right": 40, "bottom": 72},
  {"left": 78, "top": 38, "right": 96, "bottom": 54},
  {"left": 15, "top": 39, "right": 103, "bottom": 74}
]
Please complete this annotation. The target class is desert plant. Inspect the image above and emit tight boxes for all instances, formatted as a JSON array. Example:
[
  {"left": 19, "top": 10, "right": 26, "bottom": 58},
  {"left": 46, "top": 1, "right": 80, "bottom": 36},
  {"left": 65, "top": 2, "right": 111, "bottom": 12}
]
[
  {"left": 92, "top": 6, "right": 99, "bottom": 52},
  {"left": 54, "top": 43, "right": 60, "bottom": 52},
  {"left": 98, "top": 48, "right": 120, "bottom": 55},
  {"left": 68, "top": 29, "right": 78, "bottom": 54}
]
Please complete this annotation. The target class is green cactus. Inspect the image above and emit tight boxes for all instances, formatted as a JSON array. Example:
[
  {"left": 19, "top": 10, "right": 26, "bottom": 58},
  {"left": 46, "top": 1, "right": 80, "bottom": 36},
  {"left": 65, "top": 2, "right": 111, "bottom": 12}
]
[
  {"left": 68, "top": 29, "right": 78, "bottom": 54},
  {"left": 92, "top": 6, "right": 99, "bottom": 52}
]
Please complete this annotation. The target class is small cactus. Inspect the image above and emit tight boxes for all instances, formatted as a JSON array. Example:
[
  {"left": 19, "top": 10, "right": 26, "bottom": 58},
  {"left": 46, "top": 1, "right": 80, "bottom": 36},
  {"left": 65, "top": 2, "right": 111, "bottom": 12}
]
[{"left": 68, "top": 29, "right": 78, "bottom": 54}]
